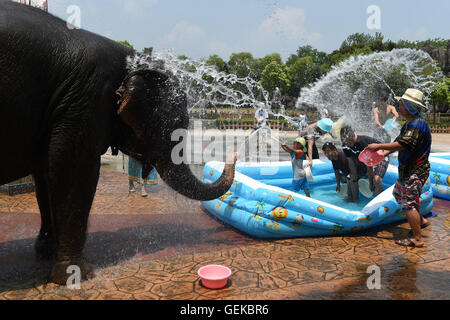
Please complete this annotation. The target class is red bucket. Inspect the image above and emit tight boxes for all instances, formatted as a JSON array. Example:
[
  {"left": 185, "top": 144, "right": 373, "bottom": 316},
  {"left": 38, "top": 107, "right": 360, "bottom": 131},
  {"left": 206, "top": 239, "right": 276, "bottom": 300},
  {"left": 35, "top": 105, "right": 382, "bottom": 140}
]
[{"left": 359, "top": 148, "right": 384, "bottom": 167}]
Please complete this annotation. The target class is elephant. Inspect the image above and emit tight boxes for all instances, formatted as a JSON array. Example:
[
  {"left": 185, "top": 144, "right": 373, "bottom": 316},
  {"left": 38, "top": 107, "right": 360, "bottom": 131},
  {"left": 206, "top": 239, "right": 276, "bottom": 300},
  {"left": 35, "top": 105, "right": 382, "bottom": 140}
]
[{"left": 0, "top": 1, "right": 236, "bottom": 284}]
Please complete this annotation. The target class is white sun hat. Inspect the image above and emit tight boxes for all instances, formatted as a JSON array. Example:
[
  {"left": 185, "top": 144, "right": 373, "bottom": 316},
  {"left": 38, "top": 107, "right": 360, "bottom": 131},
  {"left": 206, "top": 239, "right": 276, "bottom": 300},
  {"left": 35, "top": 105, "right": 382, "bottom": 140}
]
[{"left": 394, "top": 88, "right": 428, "bottom": 112}]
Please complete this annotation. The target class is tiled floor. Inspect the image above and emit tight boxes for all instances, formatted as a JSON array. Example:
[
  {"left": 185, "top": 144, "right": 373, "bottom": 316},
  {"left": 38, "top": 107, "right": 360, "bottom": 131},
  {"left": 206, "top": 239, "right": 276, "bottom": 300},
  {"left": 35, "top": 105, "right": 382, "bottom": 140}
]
[{"left": 0, "top": 165, "right": 448, "bottom": 300}]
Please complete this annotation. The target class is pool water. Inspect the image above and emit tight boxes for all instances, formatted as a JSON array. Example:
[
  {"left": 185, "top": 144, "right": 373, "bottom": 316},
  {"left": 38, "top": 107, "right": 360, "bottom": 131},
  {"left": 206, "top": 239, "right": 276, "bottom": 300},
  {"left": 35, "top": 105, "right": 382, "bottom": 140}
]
[{"left": 284, "top": 185, "right": 373, "bottom": 211}]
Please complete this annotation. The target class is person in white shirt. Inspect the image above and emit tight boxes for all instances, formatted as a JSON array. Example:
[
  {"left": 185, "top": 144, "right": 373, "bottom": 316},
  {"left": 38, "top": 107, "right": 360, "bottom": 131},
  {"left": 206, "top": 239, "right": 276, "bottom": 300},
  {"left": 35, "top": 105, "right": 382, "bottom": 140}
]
[
  {"left": 254, "top": 105, "right": 269, "bottom": 130},
  {"left": 297, "top": 109, "right": 308, "bottom": 134}
]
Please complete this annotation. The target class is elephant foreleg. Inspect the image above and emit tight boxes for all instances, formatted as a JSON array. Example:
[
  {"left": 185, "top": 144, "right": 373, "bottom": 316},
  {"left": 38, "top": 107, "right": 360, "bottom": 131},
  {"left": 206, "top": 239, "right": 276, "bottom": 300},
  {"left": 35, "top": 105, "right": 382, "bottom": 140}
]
[{"left": 44, "top": 118, "right": 101, "bottom": 284}]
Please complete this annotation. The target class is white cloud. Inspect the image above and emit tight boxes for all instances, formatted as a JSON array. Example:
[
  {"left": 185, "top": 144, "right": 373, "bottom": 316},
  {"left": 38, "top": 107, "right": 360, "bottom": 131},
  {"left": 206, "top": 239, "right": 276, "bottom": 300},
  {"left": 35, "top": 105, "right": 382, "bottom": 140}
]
[
  {"left": 164, "top": 21, "right": 205, "bottom": 43},
  {"left": 258, "top": 7, "right": 321, "bottom": 43},
  {"left": 156, "top": 21, "right": 207, "bottom": 56},
  {"left": 242, "top": 7, "right": 323, "bottom": 59}
]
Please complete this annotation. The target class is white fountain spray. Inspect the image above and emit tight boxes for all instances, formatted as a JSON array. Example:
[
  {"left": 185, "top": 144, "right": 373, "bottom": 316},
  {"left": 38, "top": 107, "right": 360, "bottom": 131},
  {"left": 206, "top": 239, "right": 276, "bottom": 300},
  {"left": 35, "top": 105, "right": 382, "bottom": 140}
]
[{"left": 296, "top": 48, "right": 443, "bottom": 133}]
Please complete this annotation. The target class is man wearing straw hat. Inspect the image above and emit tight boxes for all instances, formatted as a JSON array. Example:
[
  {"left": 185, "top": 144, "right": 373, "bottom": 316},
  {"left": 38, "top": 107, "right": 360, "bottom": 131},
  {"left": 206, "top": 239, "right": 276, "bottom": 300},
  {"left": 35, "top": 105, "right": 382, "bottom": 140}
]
[{"left": 367, "top": 89, "right": 432, "bottom": 248}]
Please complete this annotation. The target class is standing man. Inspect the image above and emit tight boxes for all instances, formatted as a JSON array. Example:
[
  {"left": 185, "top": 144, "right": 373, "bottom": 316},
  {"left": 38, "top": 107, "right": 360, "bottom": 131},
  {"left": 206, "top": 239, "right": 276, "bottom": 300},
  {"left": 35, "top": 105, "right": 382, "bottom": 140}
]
[
  {"left": 297, "top": 109, "right": 309, "bottom": 135},
  {"left": 367, "top": 89, "right": 431, "bottom": 248},
  {"left": 254, "top": 103, "right": 269, "bottom": 131},
  {"left": 373, "top": 91, "right": 399, "bottom": 143},
  {"left": 128, "top": 156, "right": 158, "bottom": 197}
]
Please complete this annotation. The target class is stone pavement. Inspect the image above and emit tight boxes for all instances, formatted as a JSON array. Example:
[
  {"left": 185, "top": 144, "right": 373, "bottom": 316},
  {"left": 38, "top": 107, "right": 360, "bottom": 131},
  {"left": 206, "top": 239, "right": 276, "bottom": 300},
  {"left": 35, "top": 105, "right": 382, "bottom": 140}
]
[{"left": 0, "top": 165, "right": 449, "bottom": 300}]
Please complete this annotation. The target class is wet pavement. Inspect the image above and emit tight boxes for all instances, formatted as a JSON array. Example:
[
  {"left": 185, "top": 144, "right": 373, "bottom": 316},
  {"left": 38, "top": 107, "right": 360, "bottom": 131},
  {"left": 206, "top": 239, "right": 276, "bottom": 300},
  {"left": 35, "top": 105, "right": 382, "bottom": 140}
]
[{"left": 0, "top": 157, "right": 449, "bottom": 300}]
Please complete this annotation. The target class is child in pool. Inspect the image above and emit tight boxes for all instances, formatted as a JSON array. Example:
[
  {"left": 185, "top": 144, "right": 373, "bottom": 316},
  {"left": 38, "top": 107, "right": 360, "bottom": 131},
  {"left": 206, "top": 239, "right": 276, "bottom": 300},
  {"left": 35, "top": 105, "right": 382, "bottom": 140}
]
[{"left": 281, "top": 138, "right": 311, "bottom": 197}]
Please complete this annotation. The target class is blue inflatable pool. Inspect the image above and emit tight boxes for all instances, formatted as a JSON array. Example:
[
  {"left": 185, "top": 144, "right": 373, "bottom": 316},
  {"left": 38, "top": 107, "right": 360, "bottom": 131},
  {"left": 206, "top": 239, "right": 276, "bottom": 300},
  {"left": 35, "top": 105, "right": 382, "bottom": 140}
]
[
  {"left": 389, "top": 152, "right": 449, "bottom": 200},
  {"left": 202, "top": 160, "right": 433, "bottom": 238},
  {"left": 428, "top": 153, "right": 450, "bottom": 200}
]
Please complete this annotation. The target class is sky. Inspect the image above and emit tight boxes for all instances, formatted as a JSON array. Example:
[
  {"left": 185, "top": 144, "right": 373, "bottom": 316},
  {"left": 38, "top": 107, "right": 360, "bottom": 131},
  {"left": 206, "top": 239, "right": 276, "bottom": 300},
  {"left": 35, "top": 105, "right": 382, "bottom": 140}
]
[{"left": 41, "top": 0, "right": 450, "bottom": 61}]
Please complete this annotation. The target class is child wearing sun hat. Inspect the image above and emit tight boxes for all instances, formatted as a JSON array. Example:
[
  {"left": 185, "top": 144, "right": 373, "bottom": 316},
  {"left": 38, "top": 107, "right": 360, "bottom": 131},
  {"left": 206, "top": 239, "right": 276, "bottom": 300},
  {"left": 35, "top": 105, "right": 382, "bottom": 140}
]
[
  {"left": 281, "top": 137, "right": 311, "bottom": 197},
  {"left": 366, "top": 88, "right": 432, "bottom": 248}
]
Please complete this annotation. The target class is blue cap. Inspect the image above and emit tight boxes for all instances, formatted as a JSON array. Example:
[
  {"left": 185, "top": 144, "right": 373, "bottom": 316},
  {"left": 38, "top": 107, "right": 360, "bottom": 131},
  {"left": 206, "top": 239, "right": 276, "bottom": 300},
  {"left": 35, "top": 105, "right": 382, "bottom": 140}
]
[{"left": 317, "top": 118, "right": 333, "bottom": 133}]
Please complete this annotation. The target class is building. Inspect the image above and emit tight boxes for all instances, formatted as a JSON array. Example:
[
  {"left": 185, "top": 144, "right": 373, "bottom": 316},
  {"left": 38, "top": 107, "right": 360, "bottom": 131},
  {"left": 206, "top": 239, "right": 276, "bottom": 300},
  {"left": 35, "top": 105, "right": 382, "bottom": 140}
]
[{"left": 17, "top": 0, "right": 48, "bottom": 12}]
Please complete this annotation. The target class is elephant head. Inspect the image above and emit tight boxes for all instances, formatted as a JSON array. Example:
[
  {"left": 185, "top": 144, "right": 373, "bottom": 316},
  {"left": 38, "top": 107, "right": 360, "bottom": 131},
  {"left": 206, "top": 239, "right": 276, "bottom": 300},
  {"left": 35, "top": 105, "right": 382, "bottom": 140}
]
[{"left": 115, "top": 68, "right": 236, "bottom": 201}]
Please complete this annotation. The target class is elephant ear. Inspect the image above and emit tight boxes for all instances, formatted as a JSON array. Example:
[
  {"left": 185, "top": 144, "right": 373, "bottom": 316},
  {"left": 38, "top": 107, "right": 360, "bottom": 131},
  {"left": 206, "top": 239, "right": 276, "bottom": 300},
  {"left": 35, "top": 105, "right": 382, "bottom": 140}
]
[{"left": 116, "top": 69, "right": 169, "bottom": 138}]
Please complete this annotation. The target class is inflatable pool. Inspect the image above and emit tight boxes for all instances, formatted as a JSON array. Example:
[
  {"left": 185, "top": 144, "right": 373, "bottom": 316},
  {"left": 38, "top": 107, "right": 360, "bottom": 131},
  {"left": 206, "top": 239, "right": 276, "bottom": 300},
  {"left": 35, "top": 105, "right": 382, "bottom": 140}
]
[
  {"left": 430, "top": 152, "right": 450, "bottom": 161},
  {"left": 389, "top": 152, "right": 449, "bottom": 200},
  {"left": 202, "top": 160, "right": 433, "bottom": 238},
  {"left": 428, "top": 153, "right": 450, "bottom": 200}
]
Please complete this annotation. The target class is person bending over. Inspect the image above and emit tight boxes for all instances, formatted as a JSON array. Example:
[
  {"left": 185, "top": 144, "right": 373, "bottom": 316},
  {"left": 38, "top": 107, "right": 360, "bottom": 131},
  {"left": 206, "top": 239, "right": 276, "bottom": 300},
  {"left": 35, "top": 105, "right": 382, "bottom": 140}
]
[
  {"left": 340, "top": 126, "right": 389, "bottom": 201},
  {"left": 322, "top": 142, "right": 367, "bottom": 197}
]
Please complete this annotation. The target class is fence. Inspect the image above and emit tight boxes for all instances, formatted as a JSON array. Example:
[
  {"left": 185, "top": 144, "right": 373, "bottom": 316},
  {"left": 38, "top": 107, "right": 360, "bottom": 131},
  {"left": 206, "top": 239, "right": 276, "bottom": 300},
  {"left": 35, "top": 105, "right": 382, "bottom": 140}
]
[
  {"left": 430, "top": 126, "right": 450, "bottom": 134},
  {"left": 217, "top": 120, "right": 296, "bottom": 131}
]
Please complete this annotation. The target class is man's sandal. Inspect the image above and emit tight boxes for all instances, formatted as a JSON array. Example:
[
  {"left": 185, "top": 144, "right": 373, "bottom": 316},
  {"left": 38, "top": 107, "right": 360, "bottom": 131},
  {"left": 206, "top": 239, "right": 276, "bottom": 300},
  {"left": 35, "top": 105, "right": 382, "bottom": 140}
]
[{"left": 395, "top": 238, "right": 424, "bottom": 248}]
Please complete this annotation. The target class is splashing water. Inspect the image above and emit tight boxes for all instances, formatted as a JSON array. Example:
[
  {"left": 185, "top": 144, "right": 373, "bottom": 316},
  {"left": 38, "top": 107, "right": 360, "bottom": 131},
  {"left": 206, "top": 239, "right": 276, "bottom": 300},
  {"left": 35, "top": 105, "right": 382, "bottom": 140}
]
[
  {"left": 296, "top": 48, "right": 443, "bottom": 132},
  {"left": 127, "top": 50, "right": 295, "bottom": 161},
  {"left": 127, "top": 50, "right": 271, "bottom": 114}
]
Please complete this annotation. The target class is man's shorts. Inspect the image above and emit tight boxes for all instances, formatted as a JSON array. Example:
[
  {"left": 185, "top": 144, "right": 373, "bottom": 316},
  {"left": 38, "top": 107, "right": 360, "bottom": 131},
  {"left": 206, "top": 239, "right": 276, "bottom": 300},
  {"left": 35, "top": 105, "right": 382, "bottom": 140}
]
[
  {"left": 292, "top": 178, "right": 309, "bottom": 191},
  {"left": 374, "top": 157, "right": 389, "bottom": 178},
  {"left": 393, "top": 174, "right": 427, "bottom": 211}
]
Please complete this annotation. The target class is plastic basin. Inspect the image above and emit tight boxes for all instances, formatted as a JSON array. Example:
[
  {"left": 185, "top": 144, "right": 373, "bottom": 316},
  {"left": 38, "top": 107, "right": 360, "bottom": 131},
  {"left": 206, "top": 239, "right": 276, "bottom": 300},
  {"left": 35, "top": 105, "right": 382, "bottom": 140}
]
[
  {"left": 198, "top": 265, "right": 232, "bottom": 289},
  {"left": 383, "top": 119, "right": 399, "bottom": 131},
  {"left": 359, "top": 148, "right": 384, "bottom": 167},
  {"left": 305, "top": 166, "right": 314, "bottom": 182},
  {"left": 358, "top": 179, "right": 374, "bottom": 198}
]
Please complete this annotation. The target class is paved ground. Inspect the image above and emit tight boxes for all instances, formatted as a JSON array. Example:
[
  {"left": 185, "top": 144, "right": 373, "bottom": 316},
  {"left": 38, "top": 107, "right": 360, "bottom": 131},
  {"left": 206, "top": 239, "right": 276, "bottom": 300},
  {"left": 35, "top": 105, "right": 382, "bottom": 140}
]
[
  {"left": 0, "top": 165, "right": 449, "bottom": 300},
  {"left": 0, "top": 132, "right": 449, "bottom": 300}
]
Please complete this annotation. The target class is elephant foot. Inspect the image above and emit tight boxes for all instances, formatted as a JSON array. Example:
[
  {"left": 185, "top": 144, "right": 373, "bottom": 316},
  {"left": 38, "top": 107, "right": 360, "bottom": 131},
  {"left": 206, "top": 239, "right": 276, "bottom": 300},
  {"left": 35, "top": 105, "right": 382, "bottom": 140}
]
[
  {"left": 50, "top": 258, "right": 95, "bottom": 286},
  {"left": 35, "top": 233, "right": 57, "bottom": 260}
]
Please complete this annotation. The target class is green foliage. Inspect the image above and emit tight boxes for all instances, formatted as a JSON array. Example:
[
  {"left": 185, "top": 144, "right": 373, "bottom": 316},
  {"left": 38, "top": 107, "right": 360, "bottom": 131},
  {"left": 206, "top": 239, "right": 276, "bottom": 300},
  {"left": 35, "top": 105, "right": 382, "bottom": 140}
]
[
  {"left": 117, "top": 40, "right": 134, "bottom": 49},
  {"left": 329, "top": 43, "right": 373, "bottom": 65},
  {"left": 254, "top": 53, "right": 283, "bottom": 80},
  {"left": 287, "top": 56, "right": 317, "bottom": 96},
  {"left": 259, "top": 61, "right": 290, "bottom": 94},
  {"left": 206, "top": 54, "right": 229, "bottom": 73},
  {"left": 177, "top": 55, "right": 189, "bottom": 60},
  {"left": 430, "top": 77, "right": 450, "bottom": 106},
  {"left": 341, "top": 32, "right": 384, "bottom": 48},
  {"left": 397, "top": 38, "right": 448, "bottom": 49},
  {"left": 228, "top": 52, "right": 256, "bottom": 78},
  {"left": 175, "top": 32, "right": 447, "bottom": 107}
]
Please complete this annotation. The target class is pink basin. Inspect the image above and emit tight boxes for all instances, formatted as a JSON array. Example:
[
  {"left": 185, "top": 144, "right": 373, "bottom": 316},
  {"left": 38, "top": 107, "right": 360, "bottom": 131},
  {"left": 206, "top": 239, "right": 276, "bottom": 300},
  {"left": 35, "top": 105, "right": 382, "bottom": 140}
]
[
  {"left": 359, "top": 148, "right": 384, "bottom": 167},
  {"left": 198, "top": 265, "right": 232, "bottom": 289}
]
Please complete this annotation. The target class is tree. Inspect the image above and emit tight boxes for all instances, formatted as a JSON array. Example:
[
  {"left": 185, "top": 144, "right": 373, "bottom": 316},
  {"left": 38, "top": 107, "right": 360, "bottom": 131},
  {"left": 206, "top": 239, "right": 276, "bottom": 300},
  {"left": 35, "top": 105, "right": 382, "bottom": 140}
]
[
  {"left": 430, "top": 77, "right": 450, "bottom": 112},
  {"left": 341, "top": 32, "right": 383, "bottom": 48},
  {"left": 287, "top": 56, "right": 316, "bottom": 97},
  {"left": 206, "top": 54, "right": 229, "bottom": 73},
  {"left": 228, "top": 52, "right": 257, "bottom": 78},
  {"left": 328, "top": 44, "right": 373, "bottom": 66},
  {"left": 254, "top": 53, "right": 283, "bottom": 80},
  {"left": 117, "top": 40, "right": 134, "bottom": 49},
  {"left": 259, "top": 61, "right": 290, "bottom": 95}
]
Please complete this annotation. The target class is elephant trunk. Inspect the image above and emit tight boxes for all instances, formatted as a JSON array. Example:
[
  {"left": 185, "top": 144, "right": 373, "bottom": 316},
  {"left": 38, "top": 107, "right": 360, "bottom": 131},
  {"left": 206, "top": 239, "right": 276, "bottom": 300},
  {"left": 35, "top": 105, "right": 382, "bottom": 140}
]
[{"left": 155, "top": 159, "right": 236, "bottom": 201}]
